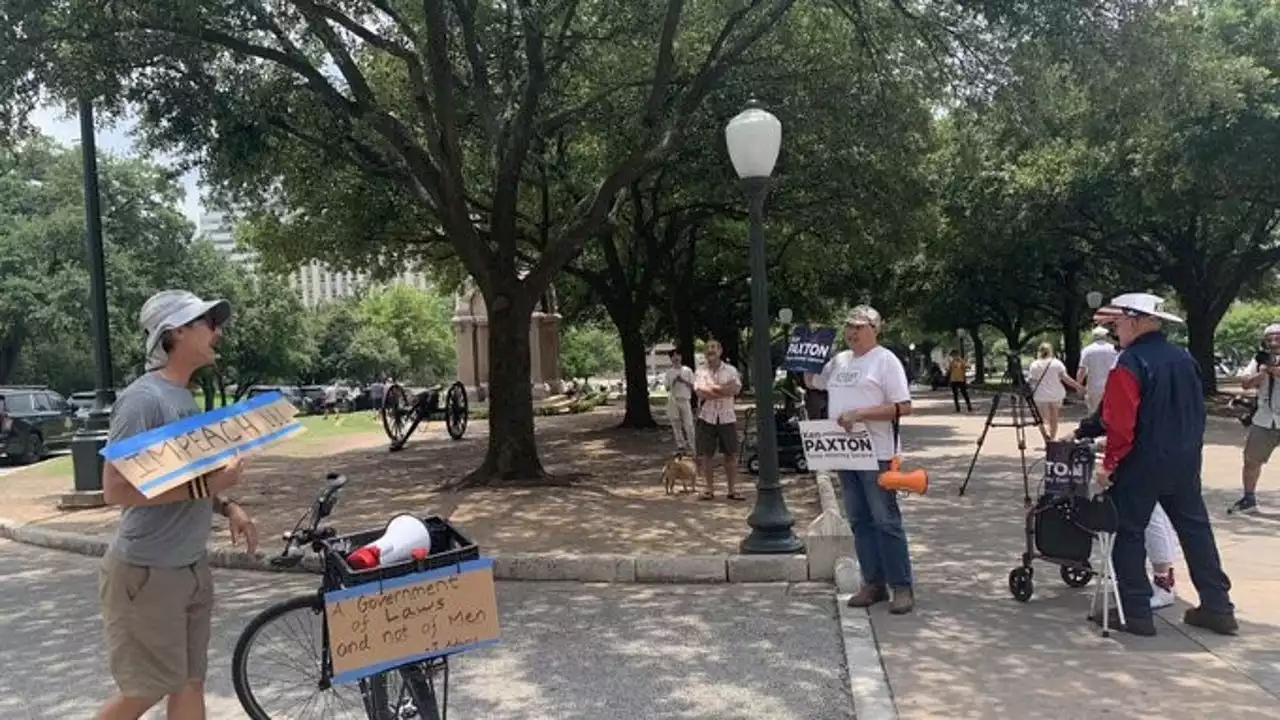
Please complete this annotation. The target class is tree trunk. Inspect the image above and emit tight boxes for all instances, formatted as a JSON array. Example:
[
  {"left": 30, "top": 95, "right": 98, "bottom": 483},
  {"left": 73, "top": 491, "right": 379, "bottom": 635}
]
[
  {"left": 1060, "top": 268, "right": 1082, "bottom": 376},
  {"left": 1183, "top": 301, "right": 1223, "bottom": 395},
  {"left": 0, "top": 327, "right": 23, "bottom": 384},
  {"left": 617, "top": 323, "right": 657, "bottom": 428},
  {"left": 461, "top": 285, "right": 548, "bottom": 486},
  {"left": 967, "top": 325, "right": 986, "bottom": 384},
  {"left": 199, "top": 375, "right": 216, "bottom": 411}
]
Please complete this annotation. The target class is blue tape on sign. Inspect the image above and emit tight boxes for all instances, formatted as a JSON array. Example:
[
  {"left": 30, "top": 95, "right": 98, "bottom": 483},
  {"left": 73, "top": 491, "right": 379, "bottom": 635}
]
[
  {"left": 324, "top": 558, "right": 496, "bottom": 603},
  {"left": 329, "top": 639, "right": 502, "bottom": 685},
  {"left": 134, "top": 423, "right": 304, "bottom": 495},
  {"left": 100, "top": 391, "right": 287, "bottom": 460}
]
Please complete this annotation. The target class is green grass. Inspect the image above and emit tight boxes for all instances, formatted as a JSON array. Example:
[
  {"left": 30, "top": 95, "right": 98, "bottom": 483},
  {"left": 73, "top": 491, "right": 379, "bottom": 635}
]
[
  {"left": 294, "top": 412, "right": 385, "bottom": 439},
  {"left": 12, "top": 453, "right": 73, "bottom": 479}
]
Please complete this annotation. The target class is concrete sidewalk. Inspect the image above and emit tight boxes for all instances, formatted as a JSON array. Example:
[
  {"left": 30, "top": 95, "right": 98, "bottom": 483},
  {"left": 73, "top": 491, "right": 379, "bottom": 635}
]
[{"left": 862, "top": 395, "right": 1280, "bottom": 719}]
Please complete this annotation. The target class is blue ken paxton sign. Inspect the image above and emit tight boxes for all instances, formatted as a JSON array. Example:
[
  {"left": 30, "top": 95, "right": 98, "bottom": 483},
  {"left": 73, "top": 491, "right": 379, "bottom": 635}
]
[
  {"left": 799, "top": 420, "right": 881, "bottom": 471},
  {"left": 783, "top": 327, "right": 836, "bottom": 374}
]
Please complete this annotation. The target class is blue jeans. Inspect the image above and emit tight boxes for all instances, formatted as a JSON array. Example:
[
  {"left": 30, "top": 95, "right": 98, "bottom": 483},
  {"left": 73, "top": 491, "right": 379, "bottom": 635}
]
[
  {"left": 1111, "top": 464, "right": 1233, "bottom": 620},
  {"left": 839, "top": 463, "right": 914, "bottom": 589}
]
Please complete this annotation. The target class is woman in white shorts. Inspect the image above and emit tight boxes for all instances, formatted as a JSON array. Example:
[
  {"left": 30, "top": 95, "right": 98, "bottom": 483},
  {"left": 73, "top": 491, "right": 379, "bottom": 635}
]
[{"left": 1028, "top": 342, "right": 1083, "bottom": 440}]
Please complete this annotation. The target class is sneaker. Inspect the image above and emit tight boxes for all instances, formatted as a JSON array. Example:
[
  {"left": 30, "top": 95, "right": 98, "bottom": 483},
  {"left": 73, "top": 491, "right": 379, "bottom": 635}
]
[
  {"left": 1151, "top": 569, "right": 1175, "bottom": 609},
  {"left": 1227, "top": 496, "right": 1260, "bottom": 515},
  {"left": 889, "top": 587, "right": 915, "bottom": 615},
  {"left": 1090, "top": 608, "right": 1157, "bottom": 636},
  {"left": 1150, "top": 585, "right": 1176, "bottom": 610},
  {"left": 1183, "top": 606, "right": 1239, "bottom": 636},
  {"left": 846, "top": 584, "right": 889, "bottom": 608}
]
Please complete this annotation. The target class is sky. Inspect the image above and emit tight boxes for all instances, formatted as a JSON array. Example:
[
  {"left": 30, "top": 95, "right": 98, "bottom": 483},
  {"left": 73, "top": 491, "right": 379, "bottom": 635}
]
[{"left": 29, "top": 103, "right": 204, "bottom": 223}]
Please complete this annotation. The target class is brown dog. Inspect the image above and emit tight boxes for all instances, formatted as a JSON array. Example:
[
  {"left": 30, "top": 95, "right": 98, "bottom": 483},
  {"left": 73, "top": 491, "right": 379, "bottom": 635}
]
[{"left": 662, "top": 453, "right": 698, "bottom": 495}]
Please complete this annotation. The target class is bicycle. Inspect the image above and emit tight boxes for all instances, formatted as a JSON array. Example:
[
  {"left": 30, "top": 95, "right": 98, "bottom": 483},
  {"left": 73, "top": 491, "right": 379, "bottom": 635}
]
[{"left": 232, "top": 473, "right": 469, "bottom": 719}]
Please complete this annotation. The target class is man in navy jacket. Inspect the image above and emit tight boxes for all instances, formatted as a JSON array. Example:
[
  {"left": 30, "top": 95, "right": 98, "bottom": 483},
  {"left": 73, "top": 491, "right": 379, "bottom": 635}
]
[{"left": 1091, "top": 293, "right": 1237, "bottom": 636}]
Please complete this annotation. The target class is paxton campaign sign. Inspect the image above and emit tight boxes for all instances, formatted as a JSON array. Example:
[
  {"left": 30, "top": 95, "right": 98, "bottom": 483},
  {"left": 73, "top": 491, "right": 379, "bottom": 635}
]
[
  {"left": 783, "top": 327, "right": 836, "bottom": 374},
  {"left": 799, "top": 419, "right": 881, "bottom": 472},
  {"left": 101, "top": 391, "right": 304, "bottom": 498}
]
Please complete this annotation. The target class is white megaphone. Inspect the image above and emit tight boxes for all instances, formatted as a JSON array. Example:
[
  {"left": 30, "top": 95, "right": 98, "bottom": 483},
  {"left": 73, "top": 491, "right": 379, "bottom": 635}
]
[{"left": 346, "top": 514, "right": 433, "bottom": 570}]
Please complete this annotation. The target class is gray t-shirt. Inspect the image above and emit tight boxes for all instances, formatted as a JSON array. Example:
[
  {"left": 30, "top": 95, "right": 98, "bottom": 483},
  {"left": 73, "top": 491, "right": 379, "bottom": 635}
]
[{"left": 106, "top": 372, "right": 213, "bottom": 567}]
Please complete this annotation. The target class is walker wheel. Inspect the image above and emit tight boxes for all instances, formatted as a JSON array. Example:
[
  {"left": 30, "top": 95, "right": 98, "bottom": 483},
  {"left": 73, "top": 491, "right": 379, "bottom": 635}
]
[
  {"left": 746, "top": 454, "right": 760, "bottom": 475},
  {"left": 1009, "top": 567, "right": 1034, "bottom": 602},
  {"left": 1060, "top": 563, "right": 1094, "bottom": 588}
]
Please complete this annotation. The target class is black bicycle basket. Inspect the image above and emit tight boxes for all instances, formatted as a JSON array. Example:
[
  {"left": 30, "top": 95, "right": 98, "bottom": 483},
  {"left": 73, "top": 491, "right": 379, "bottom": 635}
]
[{"left": 324, "top": 515, "right": 481, "bottom": 587}]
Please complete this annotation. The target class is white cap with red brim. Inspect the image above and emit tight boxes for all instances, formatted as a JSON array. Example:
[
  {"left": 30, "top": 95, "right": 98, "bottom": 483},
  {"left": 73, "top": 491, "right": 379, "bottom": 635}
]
[{"left": 1092, "top": 292, "right": 1184, "bottom": 325}]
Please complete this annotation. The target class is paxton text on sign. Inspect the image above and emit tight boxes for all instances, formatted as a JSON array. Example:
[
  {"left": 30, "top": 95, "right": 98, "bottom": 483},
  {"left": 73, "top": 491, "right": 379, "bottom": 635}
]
[
  {"left": 100, "top": 391, "right": 304, "bottom": 498},
  {"left": 798, "top": 419, "right": 881, "bottom": 472},
  {"left": 782, "top": 327, "right": 836, "bottom": 374},
  {"left": 324, "top": 558, "right": 501, "bottom": 684}
]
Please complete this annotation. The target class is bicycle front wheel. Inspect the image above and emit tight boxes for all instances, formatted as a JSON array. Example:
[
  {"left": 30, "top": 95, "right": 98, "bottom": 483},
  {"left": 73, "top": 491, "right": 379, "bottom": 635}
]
[{"left": 232, "top": 594, "right": 424, "bottom": 720}]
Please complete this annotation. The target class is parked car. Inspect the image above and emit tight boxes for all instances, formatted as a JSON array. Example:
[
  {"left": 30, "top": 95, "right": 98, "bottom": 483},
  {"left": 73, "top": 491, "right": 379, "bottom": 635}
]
[
  {"left": 68, "top": 390, "right": 116, "bottom": 421},
  {"left": 0, "top": 386, "right": 79, "bottom": 464}
]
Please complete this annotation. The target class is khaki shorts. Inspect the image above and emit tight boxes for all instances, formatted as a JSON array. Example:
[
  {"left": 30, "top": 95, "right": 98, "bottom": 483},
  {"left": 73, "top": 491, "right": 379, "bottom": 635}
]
[
  {"left": 1244, "top": 425, "right": 1280, "bottom": 466},
  {"left": 99, "top": 554, "right": 214, "bottom": 698},
  {"left": 696, "top": 420, "right": 738, "bottom": 457}
]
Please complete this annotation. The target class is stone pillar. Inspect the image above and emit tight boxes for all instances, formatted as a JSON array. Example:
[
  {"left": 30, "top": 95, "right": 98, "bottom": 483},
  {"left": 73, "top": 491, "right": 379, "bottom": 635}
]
[
  {"left": 540, "top": 312, "right": 562, "bottom": 392},
  {"left": 452, "top": 315, "right": 476, "bottom": 387}
]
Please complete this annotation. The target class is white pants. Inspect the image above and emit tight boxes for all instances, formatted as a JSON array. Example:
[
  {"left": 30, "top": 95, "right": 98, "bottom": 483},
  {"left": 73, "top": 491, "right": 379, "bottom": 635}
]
[
  {"left": 1146, "top": 503, "right": 1180, "bottom": 566},
  {"left": 1085, "top": 391, "right": 1104, "bottom": 415},
  {"left": 667, "top": 398, "right": 695, "bottom": 454}
]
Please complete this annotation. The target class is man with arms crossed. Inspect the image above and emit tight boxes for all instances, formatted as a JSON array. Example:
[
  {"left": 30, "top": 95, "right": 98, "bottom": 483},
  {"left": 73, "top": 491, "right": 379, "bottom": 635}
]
[
  {"left": 1091, "top": 293, "right": 1236, "bottom": 636},
  {"left": 1229, "top": 323, "right": 1280, "bottom": 515},
  {"left": 98, "top": 290, "right": 259, "bottom": 720},
  {"left": 1077, "top": 326, "right": 1119, "bottom": 415},
  {"left": 663, "top": 348, "right": 697, "bottom": 454},
  {"left": 807, "top": 306, "right": 917, "bottom": 614},
  {"left": 694, "top": 339, "right": 743, "bottom": 500}
]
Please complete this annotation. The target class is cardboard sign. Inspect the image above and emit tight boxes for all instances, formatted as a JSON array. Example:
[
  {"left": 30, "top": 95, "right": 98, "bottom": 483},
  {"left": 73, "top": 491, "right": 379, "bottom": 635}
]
[
  {"left": 783, "top": 327, "right": 836, "bottom": 374},
  {"left": 100, "top": 391, "right": 304, "bottom": 498},
  {"left": 799, "top": 419, "right": 881, "bottom": 471},
  {"left": 324, "top": 559, "right": 501, "bottom": 684},
  {"left": 1043, "top": 441, "right": 1094, "bottom": 498}
]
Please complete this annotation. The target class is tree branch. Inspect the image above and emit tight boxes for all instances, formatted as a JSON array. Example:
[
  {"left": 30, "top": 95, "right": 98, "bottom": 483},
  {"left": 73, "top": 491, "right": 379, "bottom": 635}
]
[{"left": 644, "top": 0, "right": 685, "bottom": 125}]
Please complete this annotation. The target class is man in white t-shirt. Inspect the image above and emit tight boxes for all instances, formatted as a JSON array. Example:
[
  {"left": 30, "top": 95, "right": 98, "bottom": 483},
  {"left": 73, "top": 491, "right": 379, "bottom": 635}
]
[
  {"left": 1077, "top": 327, "right": 1119, "bottom": 415},
  {"left": 805, "top": 306, "right": 917, "bottom": 614},
  {"left": 663, "top": 348, "right": 696, "bottom": 454}
]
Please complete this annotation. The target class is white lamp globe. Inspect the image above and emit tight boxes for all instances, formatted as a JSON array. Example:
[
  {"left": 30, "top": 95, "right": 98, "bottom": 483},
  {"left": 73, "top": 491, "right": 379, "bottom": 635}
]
[
  {"left": 1086, "top": 291, "right": 1104, "bottom": 309},
  {"left": 778, "top": 308, "right": 793, "bottom": 324},
  {"left": 725, "top": 102, "right": 782, "bottom": 179}
]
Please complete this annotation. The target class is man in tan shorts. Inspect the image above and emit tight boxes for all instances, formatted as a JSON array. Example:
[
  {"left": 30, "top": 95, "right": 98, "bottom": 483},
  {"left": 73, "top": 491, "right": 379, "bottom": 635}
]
[{"left": 98, "top": 291, "right": 258, "bottom": 720}]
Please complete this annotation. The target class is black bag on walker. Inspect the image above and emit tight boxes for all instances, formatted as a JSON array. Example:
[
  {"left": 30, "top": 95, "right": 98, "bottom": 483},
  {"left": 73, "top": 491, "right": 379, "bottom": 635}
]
[{"left": 1032, "top": 441, "right": 1095, "bottom": 563}]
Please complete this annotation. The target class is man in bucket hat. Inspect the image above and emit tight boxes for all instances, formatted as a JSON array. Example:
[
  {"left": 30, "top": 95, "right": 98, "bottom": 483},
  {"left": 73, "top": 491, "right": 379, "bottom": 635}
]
[
  {"left": 1090, "top": 292, "right": 1237, "bottom": 636},
  {"left": 98, "top": 290, "right": 258, "bottom": 720}
]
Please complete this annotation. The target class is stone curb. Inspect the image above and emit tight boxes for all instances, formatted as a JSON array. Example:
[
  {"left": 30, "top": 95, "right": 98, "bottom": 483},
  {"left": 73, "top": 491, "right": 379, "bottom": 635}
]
[
  {"left": 0, "top": 517, "right": 819, "bottom": 584},
  {"left": 836, "top": 598, "right": 900, "bottom": 720}
]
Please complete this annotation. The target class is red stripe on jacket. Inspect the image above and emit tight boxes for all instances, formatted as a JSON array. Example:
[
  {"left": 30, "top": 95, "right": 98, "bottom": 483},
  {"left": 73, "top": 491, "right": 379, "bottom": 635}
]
[{"left": 1101, "top": 365, "right": 1141, "bottom": 472}]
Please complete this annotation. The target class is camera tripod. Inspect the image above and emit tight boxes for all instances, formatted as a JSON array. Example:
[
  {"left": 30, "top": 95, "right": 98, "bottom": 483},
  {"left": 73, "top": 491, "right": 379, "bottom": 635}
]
[{"left": 957, "top": 357, "right": 1047, "bottom": 504}]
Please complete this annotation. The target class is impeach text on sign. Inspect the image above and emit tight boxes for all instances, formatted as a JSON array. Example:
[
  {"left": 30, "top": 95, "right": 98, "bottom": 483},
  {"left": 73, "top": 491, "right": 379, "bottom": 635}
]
[
  {"left": 324, "top": 558, "right": 501, "bottom": 684},
  {"left": 100, "top": 391, "right": 304, "bottom": 498}
]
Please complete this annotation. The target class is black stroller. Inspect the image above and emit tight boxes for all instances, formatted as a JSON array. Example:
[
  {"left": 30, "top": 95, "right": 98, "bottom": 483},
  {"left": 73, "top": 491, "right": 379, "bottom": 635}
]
[
  {"left": 1008, "top": 437, "right": 1126, "bottom": 636},
  {"left": 741, "top": 385, "right": 809, "bottom": 475}
]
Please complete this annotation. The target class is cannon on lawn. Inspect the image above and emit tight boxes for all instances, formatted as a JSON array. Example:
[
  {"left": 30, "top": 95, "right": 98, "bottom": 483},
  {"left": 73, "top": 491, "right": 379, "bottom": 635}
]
[{"left": 379, "top": 381, "right": 469, "bottom": 451}]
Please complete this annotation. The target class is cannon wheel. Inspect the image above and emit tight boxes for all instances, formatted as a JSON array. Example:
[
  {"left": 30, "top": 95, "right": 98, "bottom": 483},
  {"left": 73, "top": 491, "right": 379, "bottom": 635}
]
[
  {"left": 445, "top": 382, "right": 469, "bottom": 440},
  {"left": 380, "top": 383, "right": 416, "bottom": 450}
]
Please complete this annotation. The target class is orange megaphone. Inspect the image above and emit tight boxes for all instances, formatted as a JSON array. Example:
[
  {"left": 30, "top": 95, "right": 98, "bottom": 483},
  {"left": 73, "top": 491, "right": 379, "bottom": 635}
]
[{"left": 877, "top": 456, "right": 929, "bottom": 495}]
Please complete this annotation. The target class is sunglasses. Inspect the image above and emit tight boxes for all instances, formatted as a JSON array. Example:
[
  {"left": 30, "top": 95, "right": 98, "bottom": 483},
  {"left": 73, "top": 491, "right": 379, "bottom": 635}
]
[{"left": 187, "top": 313, "right": 223, "bottom": 330}]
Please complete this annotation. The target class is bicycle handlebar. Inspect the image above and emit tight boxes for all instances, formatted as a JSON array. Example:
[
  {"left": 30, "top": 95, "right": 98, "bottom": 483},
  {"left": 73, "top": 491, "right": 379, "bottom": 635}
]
[{"left": 271, "top": 473, "right": 349, "bottom": 565}]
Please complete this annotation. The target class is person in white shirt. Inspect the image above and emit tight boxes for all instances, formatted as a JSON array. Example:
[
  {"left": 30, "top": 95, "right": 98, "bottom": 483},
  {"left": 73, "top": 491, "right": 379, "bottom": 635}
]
[
  {"left": 1077, "top": 327, "right": 1120, "bottom": 415},
  {"left": 663, "top": 349, "right": 696, "bottom": 454},
  {"left": 805, "top": 306, "right": 917, "bottom": 615},
  {"left": 1230, "top": 323, "right": 1280, "bottom": 515},
  {"left": 693, "top": 339, "right": 743, "bottom": 501},
  {"left": 1027, "top": 342, "right": 1082, "bottom": 441}
]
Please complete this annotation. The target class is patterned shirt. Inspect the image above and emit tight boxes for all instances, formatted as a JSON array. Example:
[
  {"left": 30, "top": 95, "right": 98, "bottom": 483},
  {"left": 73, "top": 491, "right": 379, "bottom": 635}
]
[{"left": 695, "top": 362, "right": 740, "bottom": 424}]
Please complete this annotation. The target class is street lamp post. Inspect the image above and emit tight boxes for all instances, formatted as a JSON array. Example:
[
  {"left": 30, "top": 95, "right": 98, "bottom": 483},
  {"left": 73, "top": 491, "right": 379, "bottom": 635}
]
[
  {"left": 67, "top": 96, "right": 115, "bottom": 504},
  {"left": 725, "top": 101, "right": 804, "bottom": 555}
]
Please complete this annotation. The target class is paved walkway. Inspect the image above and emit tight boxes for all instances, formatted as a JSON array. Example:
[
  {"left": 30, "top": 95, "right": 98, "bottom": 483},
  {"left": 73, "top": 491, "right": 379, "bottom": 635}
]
[
  {"left": 869, "top": 394, "right": 1280, "bottom": 719},
  {"left": 0, "top": 539, "right": 850, "bottom": 719}
]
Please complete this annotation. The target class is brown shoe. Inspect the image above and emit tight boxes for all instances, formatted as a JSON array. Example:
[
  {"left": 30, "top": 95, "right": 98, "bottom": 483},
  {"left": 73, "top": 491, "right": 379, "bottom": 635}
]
[
  {"left": 846, "top": 584, "right": 889, "bottom": 608},
  {"left": 889, "top": 587, "right": 915, "bottom": 615}
]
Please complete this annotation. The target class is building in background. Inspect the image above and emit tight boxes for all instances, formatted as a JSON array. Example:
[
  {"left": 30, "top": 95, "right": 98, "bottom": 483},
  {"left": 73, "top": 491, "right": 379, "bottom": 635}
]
[
  {"left": 192, "top": 208, "right": 430, "bottom": 308},
  {"left": 192, "top": 208, "right": 257, "bottom": 269},
  {"left": 290, "top": 260, "right": 431, "bottom": 308}
]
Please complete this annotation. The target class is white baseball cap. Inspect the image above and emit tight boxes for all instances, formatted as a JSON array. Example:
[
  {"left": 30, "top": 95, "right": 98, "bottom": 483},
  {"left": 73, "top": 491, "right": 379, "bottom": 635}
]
[
  {"left": 1091, "top": 326, "right": 1110, "bottom": 338},
  {"left": 140, "top": 290, "right": 231, "bottom": 370},
  {"left": 1092, "top": 292, "right": 1184, "bottom": 324},
  {"left": 845, "top": 305, "right": 883, "bottom": 330},
  {"left": 1264, "top": 324, "right": 1280, "bottom": 338}
]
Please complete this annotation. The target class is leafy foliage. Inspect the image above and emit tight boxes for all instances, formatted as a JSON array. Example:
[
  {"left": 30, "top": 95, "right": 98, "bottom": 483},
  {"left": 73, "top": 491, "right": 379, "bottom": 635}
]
[{"left": 559, "top": 324, "right": 624, "bottom": 381}]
